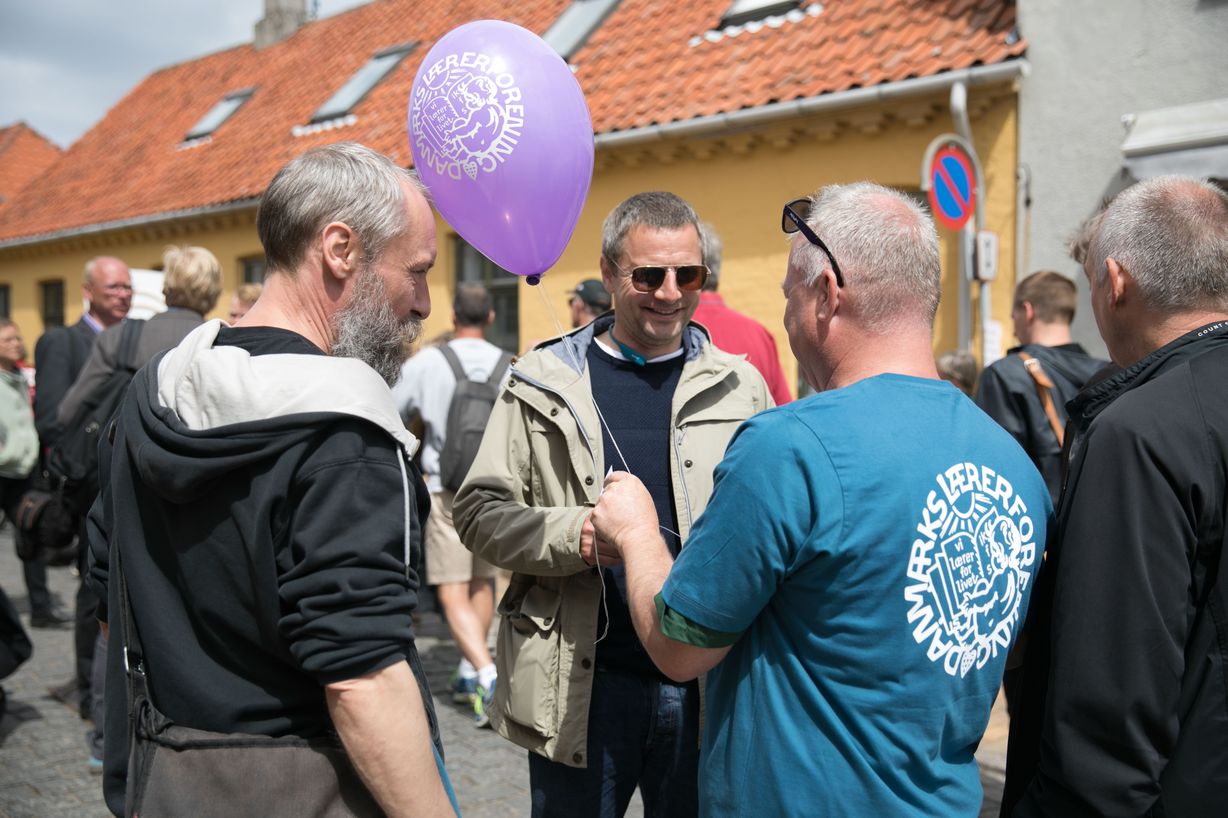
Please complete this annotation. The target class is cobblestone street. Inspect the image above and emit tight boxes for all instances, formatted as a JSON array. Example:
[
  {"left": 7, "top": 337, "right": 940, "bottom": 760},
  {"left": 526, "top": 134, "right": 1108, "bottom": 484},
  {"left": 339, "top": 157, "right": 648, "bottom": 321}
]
[{"left": 1, "top": 527, "right": 1006, "bottom": 817}]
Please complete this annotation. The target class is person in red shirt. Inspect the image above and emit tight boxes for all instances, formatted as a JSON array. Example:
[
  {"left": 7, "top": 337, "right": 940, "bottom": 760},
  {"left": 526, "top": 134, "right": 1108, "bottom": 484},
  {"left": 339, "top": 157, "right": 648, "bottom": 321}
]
[{"left": 693, "top": 224, "right": 792, "bottom": 405}]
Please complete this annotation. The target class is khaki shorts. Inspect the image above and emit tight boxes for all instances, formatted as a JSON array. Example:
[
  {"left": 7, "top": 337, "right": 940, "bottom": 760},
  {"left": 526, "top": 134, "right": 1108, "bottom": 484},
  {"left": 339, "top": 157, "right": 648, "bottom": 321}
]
[{"left": 425, "top": 490, "right": 497, "bottom": 585}]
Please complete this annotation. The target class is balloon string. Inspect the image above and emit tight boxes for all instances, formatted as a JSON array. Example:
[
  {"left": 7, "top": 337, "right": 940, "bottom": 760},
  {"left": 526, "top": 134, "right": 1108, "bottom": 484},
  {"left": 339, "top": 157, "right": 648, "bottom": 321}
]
[
  {"left": 533, "top": 285, "right": 631, "bottom": 473},
  {"left": 533, "top": 283, "right": 634, "bottom": 646}
]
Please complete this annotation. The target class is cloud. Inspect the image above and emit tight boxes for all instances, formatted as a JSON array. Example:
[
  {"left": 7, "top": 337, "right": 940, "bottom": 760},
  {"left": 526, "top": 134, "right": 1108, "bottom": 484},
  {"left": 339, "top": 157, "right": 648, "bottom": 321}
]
[{"left": 0, "top": 0, "right": 367, "bottom": 147}]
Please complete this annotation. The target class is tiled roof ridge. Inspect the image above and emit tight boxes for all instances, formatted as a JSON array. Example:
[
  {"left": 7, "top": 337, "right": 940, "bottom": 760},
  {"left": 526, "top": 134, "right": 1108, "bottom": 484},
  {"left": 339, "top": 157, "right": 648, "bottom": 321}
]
[{"left": 0, "top": 122, "right": 62, "bottom": 156}]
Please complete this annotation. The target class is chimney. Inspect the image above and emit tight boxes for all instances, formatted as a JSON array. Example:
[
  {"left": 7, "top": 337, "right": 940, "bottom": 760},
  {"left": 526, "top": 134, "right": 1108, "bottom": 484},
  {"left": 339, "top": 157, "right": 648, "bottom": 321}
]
[{"left": 254, "top": 0, "right": 308, "bottom": 49}]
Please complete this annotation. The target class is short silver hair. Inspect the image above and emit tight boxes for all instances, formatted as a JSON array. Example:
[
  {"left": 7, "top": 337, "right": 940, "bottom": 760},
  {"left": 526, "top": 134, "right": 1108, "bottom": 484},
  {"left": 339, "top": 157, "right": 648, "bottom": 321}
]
[
  {"left": 600, "top": 191, "right": 701, "bottom": 262},
  {"left": 1087, "top": 175, "right": 1228, "bottom": 312},
  {"left": 257, "top": 142, "right": 426, "bottom": 273},
  {"left": 795, "top": 182, "right": 941, "bottom": 330}
]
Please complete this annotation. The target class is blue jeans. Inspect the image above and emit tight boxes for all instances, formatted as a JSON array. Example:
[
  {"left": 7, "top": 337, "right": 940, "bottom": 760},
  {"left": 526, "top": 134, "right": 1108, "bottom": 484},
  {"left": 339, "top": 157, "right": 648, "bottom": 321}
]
[{"left": 529, "top": 670, "right": 699, "bottom": 818}]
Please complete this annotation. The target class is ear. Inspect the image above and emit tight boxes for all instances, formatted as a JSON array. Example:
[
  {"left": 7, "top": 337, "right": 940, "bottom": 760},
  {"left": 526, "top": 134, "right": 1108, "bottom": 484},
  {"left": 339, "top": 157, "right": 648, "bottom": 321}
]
[
  {"left": 814, "top": 269, "right": 841, "bottom": 323},
  {"left": 486, "top": 309, "right": 496, "bottom": 327},
  {"left": 321, "top": 222, "right": 359, "bottom": 280},
  {"left": 598, "top": 256, "right": 617, "bottom": 293},
  {"left": 1021, "top": 301, "right": 1036, "bottom": 324},
  {"left": 1104, "top": 257, "right": 1130, "bottom": 308}
]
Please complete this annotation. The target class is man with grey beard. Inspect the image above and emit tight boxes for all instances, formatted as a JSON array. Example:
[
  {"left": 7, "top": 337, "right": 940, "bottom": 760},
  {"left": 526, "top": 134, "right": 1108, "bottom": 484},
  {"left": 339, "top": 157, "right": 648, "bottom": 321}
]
[{"left": 85, "top": 143, "right": 457, "bottom": 817}]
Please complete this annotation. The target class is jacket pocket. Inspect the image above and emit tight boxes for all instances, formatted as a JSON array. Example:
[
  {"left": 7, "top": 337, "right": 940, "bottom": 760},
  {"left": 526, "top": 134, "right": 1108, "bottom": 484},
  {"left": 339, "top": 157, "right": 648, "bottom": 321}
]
[{"left": 499, "top": 582, "right": 562, "bottom": 738}]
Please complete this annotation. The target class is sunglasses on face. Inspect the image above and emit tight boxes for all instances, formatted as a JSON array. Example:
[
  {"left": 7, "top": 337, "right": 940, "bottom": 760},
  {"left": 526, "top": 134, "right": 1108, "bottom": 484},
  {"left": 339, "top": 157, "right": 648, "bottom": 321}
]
[
  {"left": 782, "top": 198, "right": 844, "bottom": 288},
  {"left": 604, "top": 256, "right": 709, "bottom": 293}
]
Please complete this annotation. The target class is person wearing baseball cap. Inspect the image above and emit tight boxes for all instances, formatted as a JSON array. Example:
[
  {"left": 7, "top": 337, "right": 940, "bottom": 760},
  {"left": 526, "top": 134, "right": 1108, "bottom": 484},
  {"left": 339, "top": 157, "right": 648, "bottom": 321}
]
[{"left": 569, "top": 279, "right": 611, "bottom": 328}]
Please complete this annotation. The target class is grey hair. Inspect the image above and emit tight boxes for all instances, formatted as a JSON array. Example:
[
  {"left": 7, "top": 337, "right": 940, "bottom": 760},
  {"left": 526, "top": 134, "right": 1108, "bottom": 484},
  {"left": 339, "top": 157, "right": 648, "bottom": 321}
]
[
  {"left": 699, "top": 221, "right": 722, "bottom": 291},
  {"left": 1087, "top": 175, "right": 1228, "bottom": 312},
  {"left": 600, "top": 191, "right": 701, "bottom": 263},
  {"left": 795, "top": 182, "right": 941, "bottom": 330},
  {"left": 257, "top": 142, "right": 426, "bottom": 273}
]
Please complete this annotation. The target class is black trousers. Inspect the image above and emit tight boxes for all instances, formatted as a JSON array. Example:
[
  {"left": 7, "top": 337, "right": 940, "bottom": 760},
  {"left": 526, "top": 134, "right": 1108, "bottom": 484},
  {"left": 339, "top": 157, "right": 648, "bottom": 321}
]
[{"left": 0, "top": 475, "right": 53, "bottom": 617}]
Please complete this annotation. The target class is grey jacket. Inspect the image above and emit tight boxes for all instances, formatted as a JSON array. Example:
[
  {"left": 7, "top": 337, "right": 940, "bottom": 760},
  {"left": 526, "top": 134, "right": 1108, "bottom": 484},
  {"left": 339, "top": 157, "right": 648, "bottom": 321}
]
[
  {"left": 56, "top": 309, "right": 205, "bottom": 428},
  {"left": 454, "top": 314, "right": 771, "bottom": 767}
]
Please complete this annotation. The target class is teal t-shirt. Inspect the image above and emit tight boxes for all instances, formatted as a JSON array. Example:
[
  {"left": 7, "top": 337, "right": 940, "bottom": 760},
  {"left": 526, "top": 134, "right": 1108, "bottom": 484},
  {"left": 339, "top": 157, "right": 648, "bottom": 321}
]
[{"left": 661, "top": 374, "right": 1050, "bottom": 817}]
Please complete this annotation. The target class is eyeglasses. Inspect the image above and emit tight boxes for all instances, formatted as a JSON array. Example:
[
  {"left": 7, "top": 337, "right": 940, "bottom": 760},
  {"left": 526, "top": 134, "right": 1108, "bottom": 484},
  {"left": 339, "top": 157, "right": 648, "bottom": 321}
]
[
  {"left": 782, "top": 198, "right": 844, "bottom": 288},
  {"left": 604, "top": 256, "right": 709, "bottom": 293}
]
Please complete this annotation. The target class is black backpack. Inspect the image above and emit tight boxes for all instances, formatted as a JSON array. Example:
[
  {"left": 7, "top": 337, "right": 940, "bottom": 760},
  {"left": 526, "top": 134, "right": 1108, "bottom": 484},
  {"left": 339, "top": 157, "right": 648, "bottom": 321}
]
[
  {"left": 437, "top": 343, "right": 511, "bottom": 492},
  {"left": 48, "top": 318, "right": 144, "bottom": 513}
]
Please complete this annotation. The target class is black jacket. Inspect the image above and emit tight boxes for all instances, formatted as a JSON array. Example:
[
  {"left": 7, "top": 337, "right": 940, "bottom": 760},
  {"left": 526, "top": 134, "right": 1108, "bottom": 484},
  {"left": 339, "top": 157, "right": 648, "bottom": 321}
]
[
  {"left": 86, "top": 323, "right": 438, "bottom": 816},
  {"left": 33, "top": 317, "right": 97, "bottom": 447},
  {"left": 975, "top": 343, "right": 1107, "bottom": 503},
  {"left": 1004, "top": 321, "right": 1228, "bottom": 817}
]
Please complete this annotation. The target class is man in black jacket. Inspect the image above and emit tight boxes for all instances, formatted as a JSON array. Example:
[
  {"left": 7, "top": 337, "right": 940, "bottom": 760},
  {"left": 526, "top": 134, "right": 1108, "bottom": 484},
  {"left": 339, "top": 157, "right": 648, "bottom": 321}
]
[
  {"left": 975, "top": 271, "right": 1107, "bottom": 504},
  {"left": 1003, "top": 175, "right": 1228, "bottom": 817},
  {"left": 86, "top": 143, "right": 455, "bottom": 817},
  {"left": 34, "top": 256, "right": 130, "bottom": 722}
]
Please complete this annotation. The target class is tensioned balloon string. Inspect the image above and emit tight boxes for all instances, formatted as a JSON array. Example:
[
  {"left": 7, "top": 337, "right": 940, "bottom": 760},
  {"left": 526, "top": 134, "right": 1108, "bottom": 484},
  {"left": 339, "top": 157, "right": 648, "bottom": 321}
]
[
  {"left": 533, "top": 285, "right": 685, "bottom": 646},
  {"left": 533, "top": 284, "right": 630, "bottom": 474}
]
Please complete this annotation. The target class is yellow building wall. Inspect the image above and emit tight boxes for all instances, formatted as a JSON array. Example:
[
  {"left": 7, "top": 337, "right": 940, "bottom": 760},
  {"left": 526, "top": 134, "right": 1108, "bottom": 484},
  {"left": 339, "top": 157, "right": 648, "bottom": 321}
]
[{"left": 0, "top": 85, "right": 1020, "bottom": 391}]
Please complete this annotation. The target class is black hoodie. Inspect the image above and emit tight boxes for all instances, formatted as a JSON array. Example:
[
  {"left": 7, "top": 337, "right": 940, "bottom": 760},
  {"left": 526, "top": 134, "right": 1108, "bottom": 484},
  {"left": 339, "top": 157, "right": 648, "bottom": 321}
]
[
  {"left": 86, "top": 323, "right": 437, "bottom": 816},
  {"left": 1004, "top": 320, "right": 1228, "bottom": 817}
]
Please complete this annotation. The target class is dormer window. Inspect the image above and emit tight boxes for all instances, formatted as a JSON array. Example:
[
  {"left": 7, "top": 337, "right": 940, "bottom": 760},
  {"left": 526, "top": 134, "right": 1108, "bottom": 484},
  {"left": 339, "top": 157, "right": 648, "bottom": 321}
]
[
  {"left": 721, "top": 0, "right": 800, "bottom": 27},
  {"left": 543, "top": 0, "right": 622, "bottom": 61},
  {"left": 310, "top": 43, "right": 416, "bottom": 123},
  {"left": 184, "top": 89, "right": 254, "bottom": 141}
]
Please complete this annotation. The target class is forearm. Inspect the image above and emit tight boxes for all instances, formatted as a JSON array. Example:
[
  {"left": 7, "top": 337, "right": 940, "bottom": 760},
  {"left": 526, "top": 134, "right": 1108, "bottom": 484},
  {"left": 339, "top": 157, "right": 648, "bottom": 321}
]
[
  {"left": 326, "top": 661, "right": 453, "bottom": 818},
  {"left": 454, "top": 484, "right": 591, "bottom": 576}
]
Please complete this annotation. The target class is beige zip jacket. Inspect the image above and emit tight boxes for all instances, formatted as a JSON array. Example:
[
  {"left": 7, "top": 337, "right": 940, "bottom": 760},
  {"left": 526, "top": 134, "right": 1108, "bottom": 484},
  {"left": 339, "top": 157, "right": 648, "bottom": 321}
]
[{"left": 453, "top": 315, "right": 771, "bottom": 767}]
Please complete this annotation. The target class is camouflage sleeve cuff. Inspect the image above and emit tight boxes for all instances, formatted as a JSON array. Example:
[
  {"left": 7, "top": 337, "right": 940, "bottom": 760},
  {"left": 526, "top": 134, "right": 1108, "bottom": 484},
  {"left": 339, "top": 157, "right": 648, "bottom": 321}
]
[{"left": 655, "top": 593, "right": 741, "bottom": 648}]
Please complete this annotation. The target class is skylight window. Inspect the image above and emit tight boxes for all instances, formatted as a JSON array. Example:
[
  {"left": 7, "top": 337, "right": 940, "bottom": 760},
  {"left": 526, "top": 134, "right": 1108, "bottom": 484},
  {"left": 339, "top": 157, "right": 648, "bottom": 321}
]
[
  {"left": 543, "top": 0, "right": 621, "bottom": 61},
  {"left": 311, "top": 43, "right": 416, "bottom": 123},
  {"left": 184, "top": 89, "right": 254, "bottom": 141},
  {"left": 721, "top": 0, "right": 800, "bottom": 27}
]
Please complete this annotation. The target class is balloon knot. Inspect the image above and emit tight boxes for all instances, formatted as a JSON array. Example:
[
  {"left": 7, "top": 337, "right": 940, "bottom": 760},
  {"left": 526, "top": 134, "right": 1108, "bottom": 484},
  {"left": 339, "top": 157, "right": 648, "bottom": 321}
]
[{"left": 526, "top": 275, "right": 541, "bottom": 286}]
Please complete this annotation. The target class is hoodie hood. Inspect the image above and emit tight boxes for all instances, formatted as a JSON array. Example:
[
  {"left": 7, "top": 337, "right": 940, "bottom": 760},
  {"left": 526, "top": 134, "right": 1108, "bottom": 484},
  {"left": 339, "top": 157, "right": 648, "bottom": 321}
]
[{"left": 124, "top": 320, "right": 419, "bottom": 505}]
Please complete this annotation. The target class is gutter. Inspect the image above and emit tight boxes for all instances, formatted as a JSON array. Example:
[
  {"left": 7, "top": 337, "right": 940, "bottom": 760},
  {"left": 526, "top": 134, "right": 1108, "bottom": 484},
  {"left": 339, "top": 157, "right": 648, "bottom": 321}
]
[
  {"left": 0, "top": 196, "right": 261, "bottom": 251},
  {"left": 595, "top": 60, "right": 1029, "bottom": 149}
]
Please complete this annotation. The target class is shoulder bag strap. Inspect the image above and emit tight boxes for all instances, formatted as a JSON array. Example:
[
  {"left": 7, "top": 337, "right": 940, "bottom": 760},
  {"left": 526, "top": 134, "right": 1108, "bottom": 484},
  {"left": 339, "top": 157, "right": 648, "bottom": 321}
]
[
  {"left": 437, "top": 343, "right": 468, "bottom": 383},
  {"left": 118, "top": 319, "right": 145, "bottom": 371},
  {"left": 487, "top": 351, "right": 513, "bottom": 385},
  {"left": 1017, "top": 350, "right": 1065, "bottom": 447},
  {"left": 114, "top": 534, "right": 153, "bottom": 714}
]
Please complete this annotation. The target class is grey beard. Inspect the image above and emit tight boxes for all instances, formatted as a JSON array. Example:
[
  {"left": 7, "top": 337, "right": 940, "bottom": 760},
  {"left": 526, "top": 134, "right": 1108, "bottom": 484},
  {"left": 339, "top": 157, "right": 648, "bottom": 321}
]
[{"left": 331, "top": 265, "right": 422, "bottom": 385}]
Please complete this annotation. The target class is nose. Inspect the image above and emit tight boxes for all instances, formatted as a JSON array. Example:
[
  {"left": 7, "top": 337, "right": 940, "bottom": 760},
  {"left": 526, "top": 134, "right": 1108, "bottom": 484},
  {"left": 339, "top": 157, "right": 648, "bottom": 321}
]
[
  {"left": 412, "top": 279, "right": 432, "bottom": 321},
  {"left": 653, "top": 268, "right": 683, "bottom": 301}
]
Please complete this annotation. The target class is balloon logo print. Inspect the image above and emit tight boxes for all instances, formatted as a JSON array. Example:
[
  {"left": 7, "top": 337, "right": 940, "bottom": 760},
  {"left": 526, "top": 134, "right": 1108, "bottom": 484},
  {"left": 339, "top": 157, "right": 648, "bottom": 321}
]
[
  {"left": 409, "top": 20, "right": 594, "bottom": 279},
  {"left": 411, "top": 52, "right": 525, "bottom": 182}
]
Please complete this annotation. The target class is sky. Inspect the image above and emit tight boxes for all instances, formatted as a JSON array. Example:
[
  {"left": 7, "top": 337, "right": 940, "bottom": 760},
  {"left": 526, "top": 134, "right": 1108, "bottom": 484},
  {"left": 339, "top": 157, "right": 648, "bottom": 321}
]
[{"left": 0, "top": 0, "right": 370, "bottom": 148}]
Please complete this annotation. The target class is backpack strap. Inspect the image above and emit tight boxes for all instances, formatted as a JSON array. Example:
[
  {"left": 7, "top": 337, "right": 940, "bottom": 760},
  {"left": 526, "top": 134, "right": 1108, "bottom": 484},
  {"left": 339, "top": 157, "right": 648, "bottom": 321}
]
[
  {"left": 117, "top": 318, "right": 145, "bottom": 372},
  {"left": 437, "top": 343, "right": 468, "bottom": 384},
  {"left": 1017, "top": 350, "right": 1065, "bottom": 447},
  {"left": 487, "top": 351, "right": 513, "bottom": 386}
]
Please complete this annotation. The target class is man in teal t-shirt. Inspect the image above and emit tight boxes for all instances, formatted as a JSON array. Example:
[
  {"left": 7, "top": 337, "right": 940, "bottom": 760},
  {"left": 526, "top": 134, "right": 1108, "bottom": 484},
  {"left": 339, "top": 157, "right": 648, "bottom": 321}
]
[{"left": 591, "top": 182, "right": 1051, "bottom": 817}]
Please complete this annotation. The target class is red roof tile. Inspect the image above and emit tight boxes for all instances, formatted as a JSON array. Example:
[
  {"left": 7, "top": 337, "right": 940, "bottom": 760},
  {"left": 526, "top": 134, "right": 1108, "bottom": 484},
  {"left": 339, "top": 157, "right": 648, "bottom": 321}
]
[
  {"left": 0, "top": 123, "right": 62, "bottom": 208},
  {"left": 0, "top": 0, "right": 1023, "bottom": 243}
]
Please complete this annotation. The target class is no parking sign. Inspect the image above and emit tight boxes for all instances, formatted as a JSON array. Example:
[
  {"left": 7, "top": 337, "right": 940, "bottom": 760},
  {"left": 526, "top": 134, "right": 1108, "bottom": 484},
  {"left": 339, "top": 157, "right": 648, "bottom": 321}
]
[{"left": 927, "top": 145, "right": 976, "bottom": 231}]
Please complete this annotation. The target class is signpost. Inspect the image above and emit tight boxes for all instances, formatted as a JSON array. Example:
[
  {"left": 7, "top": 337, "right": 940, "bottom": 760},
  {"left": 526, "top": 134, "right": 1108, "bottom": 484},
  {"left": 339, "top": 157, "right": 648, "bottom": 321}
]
[
  {"left": 921, "top": 132, "right": 1000, "bottom": 364},
  {"left": 927, "top": 146, "right": 976, "bottom": 232}
]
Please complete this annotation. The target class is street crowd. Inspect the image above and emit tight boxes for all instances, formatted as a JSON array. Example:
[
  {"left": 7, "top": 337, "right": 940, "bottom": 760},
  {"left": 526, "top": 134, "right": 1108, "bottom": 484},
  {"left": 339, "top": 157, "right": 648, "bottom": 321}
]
[{"left": 1, "top": 141, "right": 1226, "bottom": 817}]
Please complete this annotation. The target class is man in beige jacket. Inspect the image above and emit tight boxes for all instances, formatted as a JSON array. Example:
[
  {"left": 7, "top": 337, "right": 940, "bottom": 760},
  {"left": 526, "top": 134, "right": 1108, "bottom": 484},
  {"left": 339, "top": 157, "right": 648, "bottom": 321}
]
[{"left": 454, "top": 191, "right": 770, "bottom": 818}]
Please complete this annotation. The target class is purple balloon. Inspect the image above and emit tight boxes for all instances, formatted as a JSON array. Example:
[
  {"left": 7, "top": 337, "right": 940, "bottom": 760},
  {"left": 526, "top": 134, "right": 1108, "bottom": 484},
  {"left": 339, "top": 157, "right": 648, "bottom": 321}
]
[{"left": 408, "top": 20, "right": 594, "bottom": 279}]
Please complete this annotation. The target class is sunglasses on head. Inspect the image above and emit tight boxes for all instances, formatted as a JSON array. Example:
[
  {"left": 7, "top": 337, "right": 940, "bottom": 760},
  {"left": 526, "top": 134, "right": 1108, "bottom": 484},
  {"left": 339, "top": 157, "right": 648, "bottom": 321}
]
[
  {"left": 782, "top": 198, "right": 844, "bottom": 288},
  {"left": 604, "top": 256, "right": 709, "bottom": 293}
]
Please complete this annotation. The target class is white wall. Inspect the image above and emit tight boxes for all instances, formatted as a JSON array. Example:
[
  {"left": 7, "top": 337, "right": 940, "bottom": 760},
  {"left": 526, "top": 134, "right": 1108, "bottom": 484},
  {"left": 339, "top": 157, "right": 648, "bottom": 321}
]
[{"left": 1018, "top": 0, "right": 1228, "bottom": 356}]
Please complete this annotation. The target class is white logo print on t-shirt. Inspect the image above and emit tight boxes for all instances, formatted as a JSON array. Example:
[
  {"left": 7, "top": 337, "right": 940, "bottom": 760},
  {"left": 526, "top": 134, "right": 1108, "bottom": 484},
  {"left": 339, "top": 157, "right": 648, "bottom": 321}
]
[{"left": 904, "top": 462, "right": 1038, "bottom": 677}]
